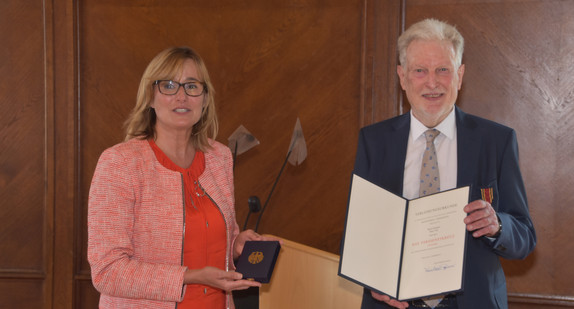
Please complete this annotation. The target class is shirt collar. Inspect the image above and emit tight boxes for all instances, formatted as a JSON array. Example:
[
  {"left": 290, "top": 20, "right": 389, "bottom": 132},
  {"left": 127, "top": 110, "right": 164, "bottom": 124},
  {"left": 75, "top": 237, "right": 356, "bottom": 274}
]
[{"left": 410, "top": 107, "right": 456, "bottom": 141}]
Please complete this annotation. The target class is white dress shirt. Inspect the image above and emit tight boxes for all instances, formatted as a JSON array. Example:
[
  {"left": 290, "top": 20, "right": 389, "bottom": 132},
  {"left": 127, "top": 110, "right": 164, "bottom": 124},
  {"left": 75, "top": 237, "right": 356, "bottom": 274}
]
[{"left": 403, "top": 108, "right": 457, "bottom": 200}]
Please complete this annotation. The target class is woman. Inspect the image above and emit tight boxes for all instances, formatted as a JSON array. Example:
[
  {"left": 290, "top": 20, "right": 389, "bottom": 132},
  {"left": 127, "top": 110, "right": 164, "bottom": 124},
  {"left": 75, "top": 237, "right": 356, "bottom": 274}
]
[{"left": 88, "top": 46, "right": 265, "bottom": 308}]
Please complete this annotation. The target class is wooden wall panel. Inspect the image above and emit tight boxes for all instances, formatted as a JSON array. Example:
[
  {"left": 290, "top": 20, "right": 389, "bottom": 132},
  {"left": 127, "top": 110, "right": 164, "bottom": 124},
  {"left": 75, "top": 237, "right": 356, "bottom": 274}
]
[
  {"left": 450, "top": 3, "right": 574, "bottom": 300},
  {"left": 75, "top": 280, "right": 100, "bottom": 309},
  {"left": 367, "top": 0, "right": 574, "bottom": 307},
  {"left": 0, "top": 0, "right": 46, "bottom": 272},
  {"left": 0, "top": 0, "right": 51, "bottom": 307},
  {"left": 51, "top": 0, "right": 79, "bottom": 307},
  {"left": 76, "top": 0, "right": 365, "bottom": 305},
  {"left": 0, "top": 280, "right": 44, "bottom": 308},
  {"left": 361, "top": 0, "right": 403, "bottom": 126},
  {"left": 77, "top": 0, "right": 364, "bottom": 261}
]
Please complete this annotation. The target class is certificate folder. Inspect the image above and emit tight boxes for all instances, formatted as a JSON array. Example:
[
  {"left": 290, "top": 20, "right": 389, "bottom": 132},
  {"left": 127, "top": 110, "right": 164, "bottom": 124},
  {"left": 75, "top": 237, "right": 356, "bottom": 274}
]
[
  {"left": 236, "top": 241, "right": 281, "bottom": 283},
  {"left": 338, "top": 174, "right": 469, "bottom": 301}
]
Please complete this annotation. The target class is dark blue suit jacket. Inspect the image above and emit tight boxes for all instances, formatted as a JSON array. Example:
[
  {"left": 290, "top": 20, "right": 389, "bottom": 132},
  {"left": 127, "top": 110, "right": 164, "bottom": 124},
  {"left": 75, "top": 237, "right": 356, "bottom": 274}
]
[{"left": 354, "top": 107, "right": 536, "bottom": 309}]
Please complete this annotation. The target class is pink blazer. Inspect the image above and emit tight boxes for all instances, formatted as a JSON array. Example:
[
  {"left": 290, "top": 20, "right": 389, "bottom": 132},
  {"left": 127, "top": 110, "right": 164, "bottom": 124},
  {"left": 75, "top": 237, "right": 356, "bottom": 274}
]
[{"left": 88, "top": 138, "right": 240, "bottom": 308}]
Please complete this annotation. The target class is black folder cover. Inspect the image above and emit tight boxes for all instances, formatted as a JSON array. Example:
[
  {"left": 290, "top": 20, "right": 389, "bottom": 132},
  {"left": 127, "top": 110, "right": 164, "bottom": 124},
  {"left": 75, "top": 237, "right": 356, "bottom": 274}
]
[{"left": 235, "top": 241, "right": 281, "bottom": 283}]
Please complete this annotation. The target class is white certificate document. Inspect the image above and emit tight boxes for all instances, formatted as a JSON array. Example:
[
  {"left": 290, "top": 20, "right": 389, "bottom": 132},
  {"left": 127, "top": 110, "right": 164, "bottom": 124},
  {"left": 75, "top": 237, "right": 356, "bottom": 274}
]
[{"left": 338, "top": 174, "right": 469, "bottom": 301}]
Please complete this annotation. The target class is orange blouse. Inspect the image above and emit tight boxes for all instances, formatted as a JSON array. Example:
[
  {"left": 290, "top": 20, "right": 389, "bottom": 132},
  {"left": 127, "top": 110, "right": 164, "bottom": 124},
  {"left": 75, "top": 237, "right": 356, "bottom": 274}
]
[{"left": 149, "top": 140, "right": 227, "bottom": 308}]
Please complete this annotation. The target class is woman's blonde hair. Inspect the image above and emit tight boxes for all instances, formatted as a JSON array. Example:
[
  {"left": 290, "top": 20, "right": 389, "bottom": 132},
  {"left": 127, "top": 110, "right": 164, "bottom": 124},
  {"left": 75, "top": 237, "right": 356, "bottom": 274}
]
[{"left": 124, "top": 46, "right": 218, "bottom": 151}]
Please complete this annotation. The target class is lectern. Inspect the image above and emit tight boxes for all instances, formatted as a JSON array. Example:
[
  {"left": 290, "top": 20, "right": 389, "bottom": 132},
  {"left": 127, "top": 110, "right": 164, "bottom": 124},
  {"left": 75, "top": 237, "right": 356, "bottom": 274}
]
[{"left": 258, "top": 236, "right": 362, "bottom": 309}]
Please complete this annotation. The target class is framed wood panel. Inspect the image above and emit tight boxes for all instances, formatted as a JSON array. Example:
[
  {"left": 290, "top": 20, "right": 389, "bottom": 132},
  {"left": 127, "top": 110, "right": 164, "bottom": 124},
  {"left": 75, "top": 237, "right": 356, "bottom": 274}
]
[
  {"left": 0, "top": 0, "right": 53, "bottom": 307},
  {"left": 363, "top": 0, "right": 574, "bottom": 307}
]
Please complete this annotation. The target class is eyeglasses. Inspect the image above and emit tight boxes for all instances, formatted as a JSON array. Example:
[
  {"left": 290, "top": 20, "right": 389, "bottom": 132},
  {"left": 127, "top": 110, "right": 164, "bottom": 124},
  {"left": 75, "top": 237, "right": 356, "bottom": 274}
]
[{"left": 154, "top": 80, "right": 206, "bottom": 97}]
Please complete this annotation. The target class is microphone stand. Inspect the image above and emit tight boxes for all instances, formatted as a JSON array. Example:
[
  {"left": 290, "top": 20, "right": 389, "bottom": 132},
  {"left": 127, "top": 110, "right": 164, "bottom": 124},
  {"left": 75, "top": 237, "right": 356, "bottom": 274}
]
[{"left": 253, "top": 147, "right": 293, "bottom": 233}]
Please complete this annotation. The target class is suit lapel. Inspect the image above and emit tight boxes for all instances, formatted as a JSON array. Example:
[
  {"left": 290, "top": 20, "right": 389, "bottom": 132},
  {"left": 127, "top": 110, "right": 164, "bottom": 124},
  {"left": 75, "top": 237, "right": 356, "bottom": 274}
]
[
  {"left": 455, "top": 107, "right": 481, "bottom": 187},
  {"left": 389, "top": 114, "right": 410, "bottom": 195}
]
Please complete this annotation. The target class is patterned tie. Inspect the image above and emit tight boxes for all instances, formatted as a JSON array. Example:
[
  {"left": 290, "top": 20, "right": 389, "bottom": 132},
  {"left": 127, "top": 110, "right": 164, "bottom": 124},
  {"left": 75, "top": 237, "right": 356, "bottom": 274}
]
[
  {"left": 419, "top": 128, "right": 442, "bottom": 308},
  {"left": 419, "top": 129, "right": 440, "bottom": 197}
]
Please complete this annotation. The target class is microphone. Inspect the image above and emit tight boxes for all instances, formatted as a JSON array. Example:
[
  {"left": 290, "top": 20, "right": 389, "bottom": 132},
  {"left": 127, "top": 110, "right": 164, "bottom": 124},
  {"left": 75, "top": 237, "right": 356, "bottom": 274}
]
[{"left": 242, "top": 196, "right": 262, "bottom": 230}]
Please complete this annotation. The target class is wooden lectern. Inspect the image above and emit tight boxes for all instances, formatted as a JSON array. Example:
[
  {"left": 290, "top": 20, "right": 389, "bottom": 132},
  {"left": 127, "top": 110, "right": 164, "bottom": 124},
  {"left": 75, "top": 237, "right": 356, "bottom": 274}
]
[{"left": 258, "top": 236, "right": 362, "bottom": 309}]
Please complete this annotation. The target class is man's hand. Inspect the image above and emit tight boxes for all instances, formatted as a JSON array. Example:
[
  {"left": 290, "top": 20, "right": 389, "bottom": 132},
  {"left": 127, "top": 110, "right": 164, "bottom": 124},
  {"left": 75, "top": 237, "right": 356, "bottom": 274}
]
[
  {"left": 464, "top": 199, "right": 500, "bottom": 238},
  {"left": 370, "top": 291, "right": 409, "bottom": 308}
]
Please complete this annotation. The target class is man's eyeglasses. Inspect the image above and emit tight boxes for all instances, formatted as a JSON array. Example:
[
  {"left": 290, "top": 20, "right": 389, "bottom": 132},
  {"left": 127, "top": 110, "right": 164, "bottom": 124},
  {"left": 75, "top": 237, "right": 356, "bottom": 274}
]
[{"left": 154, "top": 80, "right": 206, "bottom": 97}]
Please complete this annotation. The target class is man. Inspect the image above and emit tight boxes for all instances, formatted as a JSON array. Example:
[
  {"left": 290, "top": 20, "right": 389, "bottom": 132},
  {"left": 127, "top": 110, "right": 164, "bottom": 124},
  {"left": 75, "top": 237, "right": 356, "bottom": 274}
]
[{"left": 353, "top": 19, "right": 536, "bottom": 309}]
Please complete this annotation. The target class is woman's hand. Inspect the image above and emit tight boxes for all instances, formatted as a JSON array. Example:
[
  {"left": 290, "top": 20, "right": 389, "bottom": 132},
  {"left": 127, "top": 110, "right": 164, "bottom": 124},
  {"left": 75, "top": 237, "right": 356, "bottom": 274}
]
[
  {"left": 233, "top": 229, "right": 282, "bottom": 260},
  {"left": 370, "top": 291, "right": 409, "bottom": 308},
  {"left": 184, "top": 266, "right": 261, "bottom": 292}
]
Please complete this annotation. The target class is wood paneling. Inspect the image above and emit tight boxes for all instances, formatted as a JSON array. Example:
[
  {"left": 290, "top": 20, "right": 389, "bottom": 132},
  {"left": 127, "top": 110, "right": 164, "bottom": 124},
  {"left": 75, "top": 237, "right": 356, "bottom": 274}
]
[
  {"left": 0, "top": 0, "right": 51, "bottom": 308},
  {"left": 75, "top": 279, "right": 100, "bottom": 309},
  {"left": 371, "top": 0, "right": 574, "bottom": 307},
  {"left": 51, "top": 0, "right": 79, "bottom": 307},
  {"left": 74, "top": 0, "right": 365, "bottom": 305},
  {"left": 77, "top": 0, "right": 364, "bottom": 260},
  {"left": 0, "top": 0, "right": 573, "bottom": 308},
  {"left": 0, "top": 0, "right": 46, "bottom": 271},
  {"left": 453, "top": 3, "right": 574, "bottom": 299},
  {"left": 0, "top": 280, "right": 44, "bottom": 308},
  {"left": 361, "top": 0, "right": 403, "bottom": 126}
]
